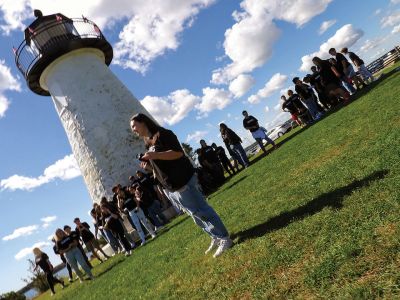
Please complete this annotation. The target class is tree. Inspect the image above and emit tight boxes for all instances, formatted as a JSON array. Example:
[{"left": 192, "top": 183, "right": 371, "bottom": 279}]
[
  {"left": 181, "top": 143, "right": 195, "bottom": 160},
  {"left": 0, "top": 292, "right": 26, "bottom": 300},
  {"left": 22, "top": 259, "right": 48, "bottom": 294}
]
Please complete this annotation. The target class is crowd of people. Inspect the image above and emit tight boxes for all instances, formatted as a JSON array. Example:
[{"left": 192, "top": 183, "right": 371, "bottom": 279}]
[
  {"left": 281, "top": 47, "right": 374, "bottom": 127},
  {"left": 32, "top": 46, "right": 375, "bottom": 295}
]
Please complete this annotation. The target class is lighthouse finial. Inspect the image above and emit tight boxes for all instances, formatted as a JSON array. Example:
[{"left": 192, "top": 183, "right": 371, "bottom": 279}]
[{"left": 33, "top": 9, "right": 43, "bottom": 18}]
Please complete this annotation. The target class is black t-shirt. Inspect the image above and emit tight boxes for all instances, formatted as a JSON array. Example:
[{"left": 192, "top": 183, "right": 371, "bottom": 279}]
[
  {"left": 243, "top": 116, "right": 259, "bottom": 132},
  {"left": 348, "top": 52, "right": 364, "bottom": 66},
  {"left": 122, "top": 193, "right": 137, "bottom": 211},
  {"left": 75, "top": 222, "right": 95, "bottom": 243},
  {"left": 214, "top": 146, "right": 228, "bottom": 161},
  {"left": 295, "top": 83, "right": 314, "bottom": 100},
  {"left": 221, "top": 128, "right": 242, "bottom": 145},
  {"left": 148, "top": 128, "right": 195, "bottom": 191},
  {"left": 35, "top": 253, "right": 52, "bottom": 273},
  {"left": 56, "top": 235, "right": 74, "bottom": 252},
  {"left": 319, "top": 60, "right": 341, "bottom": 86},
  {"left": 282, "top": 98, "right": 297, "bottom": 114},
  {"left": 288, "top": 94, "right": 306, "bottom": 112},
  {"left": 335, "top": 53, "right": 350, "bottom": 74},
  {"left": 200, "top": 146, "right": 219, "bottom": 164}
]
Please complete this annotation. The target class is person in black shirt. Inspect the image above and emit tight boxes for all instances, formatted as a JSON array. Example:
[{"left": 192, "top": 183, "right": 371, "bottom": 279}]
[
  {"left": 310, "top": 66, "right": 338, "bottom": 107},
  {"left": 219, "top": 123, "right": 249, "bottom": 168},
  {"left": 292, "top": 77, "right": 322, "bottom": 120},
  {"left": 242, "top": 111, "right": 276, "bottom": 154},
  {"left": 54, "top": 229, "right": 94, "bottom": 282},
  {"left": 74, "top": 218, "right": 110, "bottom": 262},
  {"left": 199, "top": 139, "right": 225, "bottom": 185},
  {"left": 63, "top": 225, "right": 93, "bottom": 268},
  {"left": 100, "top": 198, "right": 133, "bottom": 256},
  {"left": 287, "top": 90, "right": 312, "bottom": 125},
  {"left": 136, "top": 170, "right": 168, "bottom": 227},
  {"left": 52, "top": 239, "right": 73, "bottom": 282},
  {"left": 312, "top": 56, "right": 350, "bottom": 103},
  {"left": 211, "top": 143, "right": 235, "bottom": 176},
  {"left": 341, "top": 47, "right": 374, "bottom": 83},
  {"left": 131, "top": 113, "right": 232, "bottom": 258},
  {"left": 281, "top": 95, "right": 302, "bottom": 126},
  {"left": 33, "top": 248, "right": 65, "bottom": 295},
  {"left": 328, "top": 47, "right": 358, "bottom": 93}
]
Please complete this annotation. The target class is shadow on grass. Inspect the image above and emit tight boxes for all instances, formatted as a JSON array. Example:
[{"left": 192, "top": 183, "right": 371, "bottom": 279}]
[
  {"left": 231, "top": 170, "right": 389, "bottom": 244},
  {"left": 209, "top": 176, "right": 249, "bottom": 199}
]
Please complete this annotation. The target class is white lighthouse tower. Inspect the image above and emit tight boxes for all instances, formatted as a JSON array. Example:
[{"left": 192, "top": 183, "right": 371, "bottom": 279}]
[{"left": 15, "top": 11, "right": 150, "bottom": 202}]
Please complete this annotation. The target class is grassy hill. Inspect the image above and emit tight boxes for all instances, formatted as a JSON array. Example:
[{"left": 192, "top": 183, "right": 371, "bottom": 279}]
[{"left": 36, "top": 67, "right": 400, "bottom": 299}]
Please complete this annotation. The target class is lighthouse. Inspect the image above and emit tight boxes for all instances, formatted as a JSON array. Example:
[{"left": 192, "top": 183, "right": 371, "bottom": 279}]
[{"left": 15, "top": 10, "right": 150, "bottom": 202}]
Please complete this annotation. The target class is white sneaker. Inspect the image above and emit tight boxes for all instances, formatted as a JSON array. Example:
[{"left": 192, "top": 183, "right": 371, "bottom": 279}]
[
  {"left": 213, "top": 237, "right": 233, "bottom": 258},
  {"left": 140, "top": 240, "right": 146, "bottom": 246},
  {"left": 205, "top": 238, "right": 219, "bottom": 254},
  {"left": 125, "top": 250, "right": 131, "bottom": 257}
]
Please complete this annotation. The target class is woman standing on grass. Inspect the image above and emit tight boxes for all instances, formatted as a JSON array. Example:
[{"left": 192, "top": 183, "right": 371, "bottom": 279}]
[
  {"left": 54, "top": 229, "right": 94, "bottom": 282},
  {"left": 33, "top": 248, "right": 65, "bottom": 296},
  {"left": 219, "top": 123, "right": 250, "bottom": 168},
  {"left": 130, "top": 113, "right": 232, "bottom": 258}
]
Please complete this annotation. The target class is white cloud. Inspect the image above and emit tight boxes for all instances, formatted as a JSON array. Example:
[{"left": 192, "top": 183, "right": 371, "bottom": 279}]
[
  {"left": 381, "top": 11, "right": 400, "bottom": 28},
  {"left": 186, "top": 130, "right": 208, "bottom": 143},
  {"left": 141, "top": 89, "right": 199, "bottom": 126},
  {"left": 359, "top": 37, "right": 388, "bottom": 53},
  {"left": 229, "top": 74, "right": 255, "bottom": 98},
  {"left": 375, "top": 9, "right": 382, "bottom": 15},
  {"left": 41, "top": 216, "right": 57, "bottom": 228},
  {"left": 196, "top": 87, "right": 232, "bottom": 116},
  {"left": 211, "top": 0, "right": 331, "bottom": 84},
  {"left": 247, "top": 73, "right": 287, "bottom": 104},
  {"left": 0, "top": 0, "right": 215, "bottom": 73},
  {"left": 265, "top": 106, "right": 270, "bottom": 112},
  {"left": 0, "top": 154, "right": 81, "bottom": 191},
  {"left": 2, "top": 225, "right": 38, "bottom": 241},
  {"left": 0, "top": 60, "right": 21, "bottom": 118},
  {"left": 299, "top": 24, "right": 364, "bottom": 72},
  {"left": 15, "top": 241, "right": 51, "bottom": 260},
  {"left": 318, "top": 19, "right": 336, "bottom": 35},
  {"left": 393, "top": 24, "right": 400, "bottom": 34},
  {"left": 113, "top": 0, "right": 216, "bottom": 73},
  {"left": 392, "top": 0, "right": 400, "bottom": 3}
]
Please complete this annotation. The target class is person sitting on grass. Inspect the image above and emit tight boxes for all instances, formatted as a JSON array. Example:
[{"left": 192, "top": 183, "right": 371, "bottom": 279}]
[
  {"left": 73, "top": 217, "right": 110, "bottom": 263},
  {"left": 54, "top": 228, "right": 94, "bottom": 283},
  {"left": 33, "top": 247, "right": 65, "bottom": 296}
]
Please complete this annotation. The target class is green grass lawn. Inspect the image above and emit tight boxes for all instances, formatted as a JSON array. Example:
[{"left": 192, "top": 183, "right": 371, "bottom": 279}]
[{"left": 36, "top": 69, "right": 400, "bottom": 299}]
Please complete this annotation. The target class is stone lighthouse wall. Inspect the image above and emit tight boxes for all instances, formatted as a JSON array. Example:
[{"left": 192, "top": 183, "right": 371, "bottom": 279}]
[{"left": 40, "top": 48, "right": 149, "bottom": 202}]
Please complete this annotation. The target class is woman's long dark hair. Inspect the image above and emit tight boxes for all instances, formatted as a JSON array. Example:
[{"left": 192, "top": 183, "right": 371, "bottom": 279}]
[{"left": 131, "top": 113, "right": 160, "bottom": 136}]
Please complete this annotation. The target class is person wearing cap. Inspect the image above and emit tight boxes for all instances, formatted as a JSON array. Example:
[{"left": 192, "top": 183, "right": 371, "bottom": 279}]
[{"left": 242, "top": 110, "right": 276, "bottom": 154}]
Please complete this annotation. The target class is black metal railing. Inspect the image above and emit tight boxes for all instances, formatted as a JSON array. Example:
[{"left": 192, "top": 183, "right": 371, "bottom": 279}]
[{"left": 15, "top": 17, "right": 105, "bottom": 79}]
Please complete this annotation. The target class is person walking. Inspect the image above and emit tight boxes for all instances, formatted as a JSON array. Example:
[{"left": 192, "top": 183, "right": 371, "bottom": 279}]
[
  {"left": 54, "top": 229, "right": 94, "bottom": 282},
  {"left": 242, "top": 110, "right": 276, "bottom": 154},
  {"left": 33, "top": 248, "right": 65, "bottom": 295},
  {"left": 130, "top": 113, "right": 232, "bottom": 258}
]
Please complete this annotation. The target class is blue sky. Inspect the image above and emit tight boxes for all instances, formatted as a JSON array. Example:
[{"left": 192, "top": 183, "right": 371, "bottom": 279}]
[{"left": 0, "top": 0, "right": 399, "bottom": 294}]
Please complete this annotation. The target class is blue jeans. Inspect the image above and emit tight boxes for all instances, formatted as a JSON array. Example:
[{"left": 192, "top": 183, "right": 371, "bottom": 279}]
[
  {"left": 103, "top": 228, "right": 119, "bottom": 252},
  {"left": 146, "top": 200, "right": 167, "bottom": 227},
  {"left": 165, "top": 175, "right": 229, "bottom": 239},
  {"left": 302, "top": 97, "right": 320, "bottom": 120},
  {"left": 64, "top": 247, "right": 93, "bottom": 279},
  {"left": 231, "top": 144, "right": 249, "bottom": 167},
  {"left": 341, "top": 76, "right": 356, "bottom": 94}
]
